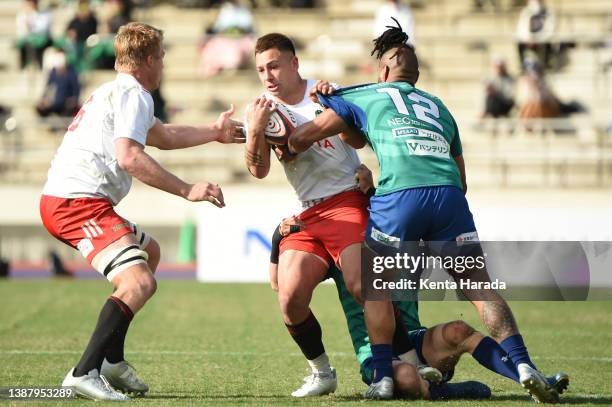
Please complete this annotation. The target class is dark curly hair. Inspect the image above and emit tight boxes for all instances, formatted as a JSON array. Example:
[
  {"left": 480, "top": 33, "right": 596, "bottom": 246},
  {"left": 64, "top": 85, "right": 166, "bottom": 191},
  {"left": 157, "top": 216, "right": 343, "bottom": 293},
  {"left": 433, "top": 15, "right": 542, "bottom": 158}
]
[{"left": 371, "top": 17, "right": 413, "bottom": 60}]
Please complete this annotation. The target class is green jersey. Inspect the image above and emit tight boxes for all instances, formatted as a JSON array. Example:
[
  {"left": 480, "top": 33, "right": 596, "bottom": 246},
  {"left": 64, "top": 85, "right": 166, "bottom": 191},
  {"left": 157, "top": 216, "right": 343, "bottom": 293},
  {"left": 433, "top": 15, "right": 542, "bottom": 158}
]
[{"left": 319, "top": 82, "right": 463, "bottom": 195}]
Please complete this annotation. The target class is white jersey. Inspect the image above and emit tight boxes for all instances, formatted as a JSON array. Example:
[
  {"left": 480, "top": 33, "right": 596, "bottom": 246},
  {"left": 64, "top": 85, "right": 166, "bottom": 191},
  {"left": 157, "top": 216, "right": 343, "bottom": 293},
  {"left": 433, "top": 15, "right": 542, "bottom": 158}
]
[
  {"left": 248, "top": 79, "right": 361, "bottom": 203},
  {"left": 42, "top": 73, "right": 156, "bottom": 205}
]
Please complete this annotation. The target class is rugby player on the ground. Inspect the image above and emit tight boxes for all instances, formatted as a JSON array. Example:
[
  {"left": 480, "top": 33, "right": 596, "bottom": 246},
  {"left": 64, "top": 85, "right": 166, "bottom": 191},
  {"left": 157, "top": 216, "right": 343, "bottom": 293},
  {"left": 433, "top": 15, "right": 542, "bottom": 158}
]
[{"left": 40, "top": 22, "right": 244, "bottom": 401}]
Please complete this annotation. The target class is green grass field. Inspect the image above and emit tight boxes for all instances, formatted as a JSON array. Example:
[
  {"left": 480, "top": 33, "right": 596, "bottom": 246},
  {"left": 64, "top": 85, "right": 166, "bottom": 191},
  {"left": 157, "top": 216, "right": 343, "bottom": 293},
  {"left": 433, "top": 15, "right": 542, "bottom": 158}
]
[{"left": 1, "top": 280, "right": 611, "bottom": 406}]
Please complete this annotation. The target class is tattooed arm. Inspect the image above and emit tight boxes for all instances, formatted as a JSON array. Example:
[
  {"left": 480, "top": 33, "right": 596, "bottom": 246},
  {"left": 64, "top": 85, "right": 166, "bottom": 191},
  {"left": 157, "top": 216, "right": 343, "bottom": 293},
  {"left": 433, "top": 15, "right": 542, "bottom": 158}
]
[{"left": 245, "top": 98, "right": 273, "bottom": 178}]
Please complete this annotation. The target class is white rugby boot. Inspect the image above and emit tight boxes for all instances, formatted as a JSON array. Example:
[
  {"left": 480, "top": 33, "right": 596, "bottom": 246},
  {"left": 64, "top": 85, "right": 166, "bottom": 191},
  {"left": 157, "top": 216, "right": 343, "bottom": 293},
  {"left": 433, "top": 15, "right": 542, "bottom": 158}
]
[
  {"left": 101, "top": 359, "right": 149, "bottom": 396},
  {"left": 518, "top": 363, "right": 559, "bottom": 403},
  {"left": 62, "top": 368, "right": 130, "bottom": 401},
  {"left": 363, "top": 376, "right": 394, "bottom": 400},
  {"left": 291, "top": 368, "right": 337, "bottom": 397}
]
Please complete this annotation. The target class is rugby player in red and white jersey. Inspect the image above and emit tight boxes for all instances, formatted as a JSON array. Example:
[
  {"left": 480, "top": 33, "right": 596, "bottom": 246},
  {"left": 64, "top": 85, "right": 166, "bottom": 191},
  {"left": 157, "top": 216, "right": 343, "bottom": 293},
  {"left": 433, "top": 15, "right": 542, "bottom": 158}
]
[
  {"left": 40, "top": 22, "right": 244, "bottom": 401},
  {"left": 244, "top": 33, "right": 369, "bottom": 397}
]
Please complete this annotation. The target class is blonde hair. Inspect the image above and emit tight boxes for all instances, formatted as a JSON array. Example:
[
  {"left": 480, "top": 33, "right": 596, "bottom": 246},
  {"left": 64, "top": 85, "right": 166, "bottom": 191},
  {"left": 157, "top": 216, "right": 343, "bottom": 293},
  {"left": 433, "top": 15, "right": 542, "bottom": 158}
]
[{"left": 114, "top": 22, "right": 163, "bottom": 71}]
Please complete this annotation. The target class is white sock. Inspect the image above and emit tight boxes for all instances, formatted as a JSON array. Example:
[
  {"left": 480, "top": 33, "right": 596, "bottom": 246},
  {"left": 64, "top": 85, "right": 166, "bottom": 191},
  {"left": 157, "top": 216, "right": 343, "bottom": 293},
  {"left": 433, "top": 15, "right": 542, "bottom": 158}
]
[
  {"left": 308, "top": 353, "right": 331, "bottom": 374},
  {"left": 398, "top": 349, "right": 420, "bottom": 366},
  {"left": 517, "top": 362, "right": 533, "bottom": 374}
]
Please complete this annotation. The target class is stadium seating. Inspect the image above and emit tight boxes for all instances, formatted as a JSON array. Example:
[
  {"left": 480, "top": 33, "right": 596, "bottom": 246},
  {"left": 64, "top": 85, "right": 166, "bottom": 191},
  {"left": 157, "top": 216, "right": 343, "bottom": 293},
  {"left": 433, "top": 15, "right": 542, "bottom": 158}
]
[{"left": 0, "top": 0, "right": 610, "bottom": 262}]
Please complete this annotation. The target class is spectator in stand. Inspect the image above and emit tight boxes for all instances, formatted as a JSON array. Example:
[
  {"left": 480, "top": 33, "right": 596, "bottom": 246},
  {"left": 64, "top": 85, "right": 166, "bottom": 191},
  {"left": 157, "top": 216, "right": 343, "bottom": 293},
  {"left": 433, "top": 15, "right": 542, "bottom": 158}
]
[
  {"left": 198, "top": 0, "right": 256, "bottom": 78},
  {"left": 65, "top": 0, "right": 98, "bottom": 71},
  {"left": 473, "top": 0, "right": 526, "bottom": 12},
  {"left": 473, "top": 0, "right": 501, "bottom": 12},
  {"left": 35, "top": 50, "right": 80, "bottom": 118},
  {"left": 516, "top": 0, "right": 555, "bottom": 70},
  {"left": 373, "top": 0, "right": 415, "bottom": 46},
  {"left": 516, "top": 59, "right": 585, "bottom": 121},
  {"left": 85, "top": 0, "right": 134, "bottom": 70},
  {"left": 482, "top": 58, "right": 515, "bottom": 118},
  {"left": 270, "top": 0, "right": 316, "bottom": 6},
  {"left": 67, "top": 1, "right": 98, "bottom": 46},
  {"left": 517, "top": 59, "right": 559, "bottom": 119},
  {"left": 15, "top": 0, "right": 53, "bottom": 69},
  {"left": 107, "top": 0, "right": 134, "bottom": 34}
]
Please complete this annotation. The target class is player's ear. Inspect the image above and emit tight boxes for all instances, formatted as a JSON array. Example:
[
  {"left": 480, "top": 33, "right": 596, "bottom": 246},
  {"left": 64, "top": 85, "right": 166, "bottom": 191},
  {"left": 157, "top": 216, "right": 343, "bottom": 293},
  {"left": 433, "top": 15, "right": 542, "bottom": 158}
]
[
  {"left": 292, "top": 55, "right": 299, "bottom": 71},
  {"left": 378, "top": 65, "right": 389, "bottom": 83}
]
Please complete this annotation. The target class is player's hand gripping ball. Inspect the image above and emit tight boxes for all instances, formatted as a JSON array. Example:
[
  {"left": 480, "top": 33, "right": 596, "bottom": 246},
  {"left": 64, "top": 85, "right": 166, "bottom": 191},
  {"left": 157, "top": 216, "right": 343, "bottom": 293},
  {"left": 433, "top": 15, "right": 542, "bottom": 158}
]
[{"left": 264, "top": 102, "right": 298, "bottom": 146}]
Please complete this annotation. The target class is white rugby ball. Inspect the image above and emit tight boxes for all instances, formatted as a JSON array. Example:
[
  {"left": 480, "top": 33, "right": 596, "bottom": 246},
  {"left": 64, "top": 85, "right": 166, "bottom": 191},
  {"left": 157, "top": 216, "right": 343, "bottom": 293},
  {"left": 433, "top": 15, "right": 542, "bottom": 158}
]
[{"left": 264, "top": 102, "right": 297, "bottom": 145}]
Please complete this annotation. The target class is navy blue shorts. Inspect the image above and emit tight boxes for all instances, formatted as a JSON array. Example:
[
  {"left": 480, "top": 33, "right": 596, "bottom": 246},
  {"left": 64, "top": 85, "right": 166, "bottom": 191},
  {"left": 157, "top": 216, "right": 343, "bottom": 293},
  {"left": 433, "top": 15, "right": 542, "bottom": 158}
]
[{"left": 366, "top": 186, "right": 478, "bottom": 246}]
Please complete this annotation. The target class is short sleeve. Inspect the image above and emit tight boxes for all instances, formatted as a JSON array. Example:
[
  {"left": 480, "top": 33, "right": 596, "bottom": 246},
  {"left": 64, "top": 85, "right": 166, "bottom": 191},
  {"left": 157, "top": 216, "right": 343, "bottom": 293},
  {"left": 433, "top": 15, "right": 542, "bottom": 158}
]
[
  {"left": 114, "top": 88, "right": 155, "bottom": 145},
  {"left": 318, "top": 94, "right": 368, "bottom": 137},
  {"left": 450, "top": 115, "right": 463, "bottom": 157}
]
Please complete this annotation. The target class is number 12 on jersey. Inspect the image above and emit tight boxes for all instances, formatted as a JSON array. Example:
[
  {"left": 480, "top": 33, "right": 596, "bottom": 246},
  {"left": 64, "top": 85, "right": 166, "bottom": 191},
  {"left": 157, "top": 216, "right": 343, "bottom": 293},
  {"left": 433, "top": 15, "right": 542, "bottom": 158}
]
[{"left": 377, "top": 88, "right": 444, "bottom": 132}]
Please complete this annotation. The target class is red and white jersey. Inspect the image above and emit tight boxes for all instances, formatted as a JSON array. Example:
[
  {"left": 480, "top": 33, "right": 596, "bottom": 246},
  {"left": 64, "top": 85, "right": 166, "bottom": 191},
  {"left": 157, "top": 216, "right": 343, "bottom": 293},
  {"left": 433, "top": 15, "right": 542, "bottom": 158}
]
[
  {"left": 247, "top": 79, "right": 361, "bottom": 203},
  {"left": 42, "top": 73, "right": 157, "bottom": 205}
]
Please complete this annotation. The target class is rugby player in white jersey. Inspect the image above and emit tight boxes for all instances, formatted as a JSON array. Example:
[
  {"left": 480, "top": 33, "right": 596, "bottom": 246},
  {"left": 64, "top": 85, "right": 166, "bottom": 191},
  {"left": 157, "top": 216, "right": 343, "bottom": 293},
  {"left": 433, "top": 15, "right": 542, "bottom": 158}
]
[
  {"left": 245, "top": 33, "right": 373, "bottom": 397},
  {"left": 40, "top": 22, "right": 244, "bottom": 401}
]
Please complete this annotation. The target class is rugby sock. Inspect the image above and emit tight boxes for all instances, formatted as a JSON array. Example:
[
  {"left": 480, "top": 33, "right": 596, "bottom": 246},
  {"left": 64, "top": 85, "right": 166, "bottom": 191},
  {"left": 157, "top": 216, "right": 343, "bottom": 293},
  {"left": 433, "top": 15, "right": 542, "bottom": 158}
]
[
  {"left": 74, "top": 296, "right": 133, "bottom": 377},
  {"left": 286, "top": 310, "right": 327, "bottom": 367},
  {"left": 499, "top": 334, "right": 536, "bottom": 370},
  {"left": 472, "top": 336, "right": 520, "bottom": 383},
  {"left": 105, "top": 297, "right": 134, "bottom": 364},
  {"left": 392, "top": 305, "right": 415, "bottom": 355},
  {"left": 307, "top": 353, "right": 332, "bottom": 374},
  {"left": 370, "top": 344, "right": 394, "bottom": 383},
  {"left": 429, "top": 381, "right": 491, "bottom": 400}
]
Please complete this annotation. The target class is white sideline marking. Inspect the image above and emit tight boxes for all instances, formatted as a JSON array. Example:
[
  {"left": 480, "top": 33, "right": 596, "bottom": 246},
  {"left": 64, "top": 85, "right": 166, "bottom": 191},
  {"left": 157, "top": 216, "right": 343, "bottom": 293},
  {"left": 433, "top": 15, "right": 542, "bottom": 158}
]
[{"left": 1, "top": 350, "right": 611, "bottom": 363}]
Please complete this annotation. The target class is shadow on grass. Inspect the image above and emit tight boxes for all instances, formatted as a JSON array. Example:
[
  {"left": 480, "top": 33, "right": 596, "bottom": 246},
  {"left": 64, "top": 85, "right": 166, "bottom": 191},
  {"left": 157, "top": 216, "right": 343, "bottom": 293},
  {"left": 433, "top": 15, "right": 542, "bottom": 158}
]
[
  {"left": 558, "top": 396, "right": 612, "bottom": 405},
  {"left": 144, "top": 393, "right": 363, "bottom": 402},
  {"left": 490, "top": 394, "right": 612, "bottom": 405},
  {"left": 145, "top": 393, "right": 612, "bottom": 405}
]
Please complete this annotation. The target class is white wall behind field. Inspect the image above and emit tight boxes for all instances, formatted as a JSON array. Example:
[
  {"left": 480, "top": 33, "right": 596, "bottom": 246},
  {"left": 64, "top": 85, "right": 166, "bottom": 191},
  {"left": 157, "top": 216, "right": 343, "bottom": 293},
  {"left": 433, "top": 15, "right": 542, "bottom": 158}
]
[
  {"left": 195, "top": 186, "right": 612, "bottom": 282},
  {"left": 0, "top": 185, "right": 610, "bottom": 265}
]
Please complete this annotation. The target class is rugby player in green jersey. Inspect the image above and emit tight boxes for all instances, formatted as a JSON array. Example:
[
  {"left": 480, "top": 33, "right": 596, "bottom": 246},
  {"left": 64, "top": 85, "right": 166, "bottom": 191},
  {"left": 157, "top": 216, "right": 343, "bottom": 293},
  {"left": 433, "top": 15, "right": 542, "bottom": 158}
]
[
  {"left": 268, "top": 167, "right": 568, "bottom": 401},
  {"left": 287, "top": 19, "right": 566, "bottom": 403}
]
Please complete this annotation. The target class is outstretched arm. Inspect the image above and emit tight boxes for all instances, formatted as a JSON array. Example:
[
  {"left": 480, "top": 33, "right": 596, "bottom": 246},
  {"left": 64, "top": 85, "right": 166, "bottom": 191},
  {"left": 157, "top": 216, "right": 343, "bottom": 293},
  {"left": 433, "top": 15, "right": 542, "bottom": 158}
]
[
  {"left": 147, "top": 105, "right": 244, "bottom": 150},
  {"left": 288, "top": 108, "right": 349, "bottom": 154},
  {"left": 116, "top": 138, "right": 225, "bottom": 207}
]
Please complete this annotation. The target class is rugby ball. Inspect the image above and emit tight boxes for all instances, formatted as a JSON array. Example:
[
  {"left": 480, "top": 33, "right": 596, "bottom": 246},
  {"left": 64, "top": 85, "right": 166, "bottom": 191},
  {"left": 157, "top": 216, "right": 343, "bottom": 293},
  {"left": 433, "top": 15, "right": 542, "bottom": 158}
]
[{"left": 264, "top": 102, "right": 297, "bottom": 145}]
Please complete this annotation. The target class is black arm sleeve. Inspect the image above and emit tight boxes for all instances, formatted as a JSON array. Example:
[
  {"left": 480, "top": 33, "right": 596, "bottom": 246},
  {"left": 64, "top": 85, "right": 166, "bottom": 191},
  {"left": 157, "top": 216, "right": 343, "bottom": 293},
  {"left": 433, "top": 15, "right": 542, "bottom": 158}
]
[{"left": 270, "top": 224, "right": 282, "bottom": 265}]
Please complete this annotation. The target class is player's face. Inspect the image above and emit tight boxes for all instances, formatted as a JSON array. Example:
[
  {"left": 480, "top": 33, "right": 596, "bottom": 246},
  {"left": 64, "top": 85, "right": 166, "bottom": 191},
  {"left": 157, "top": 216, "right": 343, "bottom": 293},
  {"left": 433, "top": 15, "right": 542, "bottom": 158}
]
[
  {"left": 255, "top": 48, "right": 298, "bottom": 98},
  {"left": 151, "top": 47, "right": 165, "bottom": 89},
  {"left": 145, "top": 46, "right": 165, "bottom": 91}
]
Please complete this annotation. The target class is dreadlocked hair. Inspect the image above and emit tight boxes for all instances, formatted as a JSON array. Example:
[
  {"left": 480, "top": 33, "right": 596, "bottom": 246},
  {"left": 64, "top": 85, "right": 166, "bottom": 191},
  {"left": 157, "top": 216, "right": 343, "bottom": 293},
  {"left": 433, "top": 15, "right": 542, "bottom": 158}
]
[{"left": 371, "top": 17, "right": 412, "bottom": 60}]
